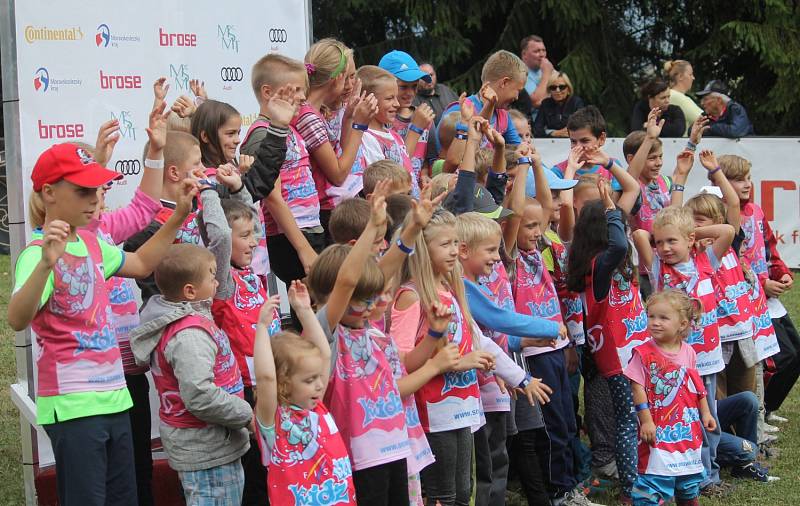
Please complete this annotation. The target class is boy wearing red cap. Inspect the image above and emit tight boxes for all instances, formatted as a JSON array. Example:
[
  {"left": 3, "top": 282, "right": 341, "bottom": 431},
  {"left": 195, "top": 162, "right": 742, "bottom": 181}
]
[{"left": 9, "top": 143, "right": 198, "bottom": 506}]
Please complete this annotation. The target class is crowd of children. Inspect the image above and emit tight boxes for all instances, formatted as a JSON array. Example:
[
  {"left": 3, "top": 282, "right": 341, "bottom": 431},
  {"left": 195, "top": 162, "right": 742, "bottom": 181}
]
[{"left": 10, "top": 40, "right": 797, "bottom": 506}]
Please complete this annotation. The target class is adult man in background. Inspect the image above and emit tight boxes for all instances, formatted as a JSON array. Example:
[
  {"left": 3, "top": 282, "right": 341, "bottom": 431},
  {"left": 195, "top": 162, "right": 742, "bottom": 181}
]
[
  {"left": 520, "top": 35, "right": 554, "bottom": 120},
  {"left": 414, "top": 62, "right": 459, "bottom": 123},
  {"left": 696, "top": 80, "right": 754, "bottom": 138}
]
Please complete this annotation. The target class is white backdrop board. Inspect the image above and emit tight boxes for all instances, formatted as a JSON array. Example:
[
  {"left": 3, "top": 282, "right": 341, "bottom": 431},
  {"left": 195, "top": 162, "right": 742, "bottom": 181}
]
[
  {"left": 7, "top": 0, "right": 311, "bottom": 480},
  {"left": 534, "top": 137, "right": 800, "bottom": 268}
]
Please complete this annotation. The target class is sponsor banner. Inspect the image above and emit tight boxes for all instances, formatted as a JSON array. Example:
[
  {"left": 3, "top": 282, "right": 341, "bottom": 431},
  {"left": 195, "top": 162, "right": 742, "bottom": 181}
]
[
  {"left": 12, "top": 0, "right": 311, "bottom": 467},
  {"left": 535, "top": 138, "right": 800, "bottom": 268}
]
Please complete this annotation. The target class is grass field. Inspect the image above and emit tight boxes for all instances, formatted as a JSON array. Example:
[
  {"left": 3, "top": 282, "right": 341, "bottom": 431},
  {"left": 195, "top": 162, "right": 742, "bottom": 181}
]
[{"left": 0, "top": 254, "right": 798, "bottom": 505}]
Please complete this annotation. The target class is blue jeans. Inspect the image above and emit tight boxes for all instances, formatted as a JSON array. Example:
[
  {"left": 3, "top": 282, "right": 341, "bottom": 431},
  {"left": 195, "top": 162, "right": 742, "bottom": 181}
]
[
  {"left": 716, "top": 391, "right": 759, "bottom": 467},
  {"left": 179, "top": 461, "right": 244, "bottom": 506},
  {"left": 700, "top": 373, "right": 721, "bottom": 488},
  {"left": 632, "top": 472, "right": 704, "bottom": 505}
]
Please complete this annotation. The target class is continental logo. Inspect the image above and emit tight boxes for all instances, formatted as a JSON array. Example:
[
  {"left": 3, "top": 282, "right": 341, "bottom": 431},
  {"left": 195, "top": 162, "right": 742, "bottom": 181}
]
[{"left": 25, "top": 25, "right": 84, "bottom": 43}]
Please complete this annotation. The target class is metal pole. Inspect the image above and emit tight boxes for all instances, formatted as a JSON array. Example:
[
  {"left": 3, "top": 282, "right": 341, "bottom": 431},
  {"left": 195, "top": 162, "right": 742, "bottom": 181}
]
[{"left": 1, "top": 1, "right": 39, "bottom": 504}]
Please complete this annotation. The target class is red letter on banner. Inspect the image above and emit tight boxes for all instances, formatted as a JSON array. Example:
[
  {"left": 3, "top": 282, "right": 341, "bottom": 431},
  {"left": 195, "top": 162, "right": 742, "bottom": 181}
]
[{"left": 761, "top": 180, "right": 796, "bottom": 221}]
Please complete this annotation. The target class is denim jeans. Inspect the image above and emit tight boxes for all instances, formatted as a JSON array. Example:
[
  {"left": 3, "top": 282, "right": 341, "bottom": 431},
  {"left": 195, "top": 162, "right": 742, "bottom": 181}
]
[
  {"left": 421, "top": 427, "right": 472, "bottom": 506},
  {"left": 700, "top": 374, "right": 721, "bottom": 488},
  {"left": 716, "top": 391, "right": 759, "bottom": 467}
]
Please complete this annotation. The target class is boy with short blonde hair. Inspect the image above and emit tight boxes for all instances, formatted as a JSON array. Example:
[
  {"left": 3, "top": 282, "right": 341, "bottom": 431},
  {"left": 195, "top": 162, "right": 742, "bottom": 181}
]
[{"left": 363, "top": 159, "right": 412, "bottom": 197}]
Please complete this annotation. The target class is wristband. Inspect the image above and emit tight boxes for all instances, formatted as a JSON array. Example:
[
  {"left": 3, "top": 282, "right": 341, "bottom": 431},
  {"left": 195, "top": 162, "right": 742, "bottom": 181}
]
[
  {"left": 455, "top": 133, "right": 468, "bottom": 141},
  {"left": 635, "top": 402, "right": 650, "bottom": 412},
  {"left": 518, "top": 374, "right": 533, "bottom": 389},
  {"left": 427, "top": 329, "right": 445, "bottom": 339},
  {"left": 516, "top": 156, "right": 532, "bottom": 166},
  {"left": 230, "top": 183, "right": 244, "bottom": 195},
  {"left": 408, "top": 124, "right": 425, "bottom": 135},
  {"left": 352, "top": 123, "right": 369, "bottom": 131},
  {"left": 144, "top": 158, "right": 164, "bottom": 169},
  {"left": 455, "top": 122, "right": 468, "bottom": 133},
  {"left": 671, "top": 184, "right": 685, "bottom": 193},
  {"left": 604, "top": 159, "right": 614, "bottom": 171},
  {"left": 396, "top": 238, "right": 414, "bottom": 255},
  {"left": 708, "top": 166, "right": 721, "bottom": 177},
  {"left": 198, "top": 179, "right": 217, "bottom": 188},
  {"left": 686, "top": 141, "right": 697, "bottom": 152}
]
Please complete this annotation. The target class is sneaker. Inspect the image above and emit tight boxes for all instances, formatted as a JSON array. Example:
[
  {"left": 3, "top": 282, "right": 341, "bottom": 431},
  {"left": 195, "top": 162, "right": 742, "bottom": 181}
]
[
  {"left": 731, "top": 462, "right": 780, "bottom": 482},
  {"left": 763, "top": 422, "right": 780, "bottom": 433},
  {"left": 592, "top": 460, "right": 619, "bottom": 480},
  {"left": 562, "top": 488, "right": 603, "bottom": 506},
  {"left": 767, "top": 412, "right": 789, "bottom": 424},
  {"left": 761, "top": 433, "right": 779, "bottom": 445}
]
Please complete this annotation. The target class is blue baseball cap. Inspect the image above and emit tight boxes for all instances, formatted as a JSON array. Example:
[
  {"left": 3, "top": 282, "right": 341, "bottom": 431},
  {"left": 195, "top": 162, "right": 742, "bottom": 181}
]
[
  {"left": 379, "top": 50, "right": 432, "bottom": 83},
  {"left": 526, "top": 166, "right": 578, "bottom": 198}
]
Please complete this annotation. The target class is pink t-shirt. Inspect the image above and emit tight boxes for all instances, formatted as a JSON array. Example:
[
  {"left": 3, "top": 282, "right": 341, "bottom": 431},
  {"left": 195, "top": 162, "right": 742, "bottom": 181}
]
[
  {"left": 389, "top": 298, "right": 421, "bottom": 355},
  {"left": 624, "top": 341, "right": 696, "bottom": 387}
]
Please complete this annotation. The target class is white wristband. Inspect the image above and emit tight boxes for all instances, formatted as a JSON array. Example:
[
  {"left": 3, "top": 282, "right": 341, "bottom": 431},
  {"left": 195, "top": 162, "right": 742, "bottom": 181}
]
[{"left": 144, "top": 158, "right": 164, "bottom": 169}]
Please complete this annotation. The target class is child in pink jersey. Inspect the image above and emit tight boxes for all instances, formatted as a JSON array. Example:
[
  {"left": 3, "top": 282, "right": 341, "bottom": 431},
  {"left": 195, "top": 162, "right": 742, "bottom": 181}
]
[
  {"left": 11, "top": 142, "right": 197, "bottom": 505},
  {"left": 625, "top": 290, "right": 717, "bottom": 506},
  {"left": 253, "top": 282, "right": 357, "bottom": 506}
]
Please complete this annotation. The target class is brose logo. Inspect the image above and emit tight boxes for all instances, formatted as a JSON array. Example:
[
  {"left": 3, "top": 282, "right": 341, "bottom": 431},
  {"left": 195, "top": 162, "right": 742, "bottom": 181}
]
[
  {"left": 96, "top": 24, "right": 141, "bottom": 48},
  {"left": 115, "top": 159, "right": 141, "bottom": 176},
  {"left": 170, "top": 64, "right": 191, "bottom": 91},
  {"left": 159, "top": 28, "right": 197, "bottom": 47},
  {"left": 217, "top": 25, "right": 239, "bottom": 53},
  {"left": 100, "top": 70, "right": 142, "bottom": 90},
  {"left": 25, "top": 25, "right": 83, "bottom": 43},
  {"left": 37, "top": 119, "right": 84, "bottom": 139},
  {"left": 33, "top": 67, "right": 81, "bottom": 93},
  {"left": 268, "top": 28, "right": 287, "bottom": 43},
  {"left": 220, "top": 67, "right": 243, "bottom": 82}
]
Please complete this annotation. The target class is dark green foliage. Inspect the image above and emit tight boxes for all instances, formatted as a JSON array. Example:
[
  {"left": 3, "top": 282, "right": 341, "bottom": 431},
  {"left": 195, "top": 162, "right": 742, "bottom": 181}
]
[{"left": 313, "top": 0, "right": 800, "bottom": 135}]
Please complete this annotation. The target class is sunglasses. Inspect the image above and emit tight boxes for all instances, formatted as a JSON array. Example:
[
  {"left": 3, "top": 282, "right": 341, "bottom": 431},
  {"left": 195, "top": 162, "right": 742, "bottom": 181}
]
[{"left": 548, "top": 84, "right": 569, "bottom": 92}]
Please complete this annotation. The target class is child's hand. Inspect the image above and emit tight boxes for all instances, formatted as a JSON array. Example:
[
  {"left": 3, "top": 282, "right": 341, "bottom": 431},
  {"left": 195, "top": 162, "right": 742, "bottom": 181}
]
[
  {"left": 189, "top": 79, "right": 207, "bottom": 100},
  {"left": 674, "top": 150, "right": 695, "bottom": 178},
  {"left": 467, "top": 116, "right": 487, "bottom": 143},
  {"left": 412, "top": 103, "right": 435, "bottom": 130},
  {"left": 40, "top": 220, "right": 70, "bottom": 268},
  {"left": 458, "top": 93, "right": 475, "bottom": 122},
  {"left": 598, "top": 178, "right": 615, "bottom": 210},
  {"left": 238, "top": 154, "right": 254, "bottom": 174},
  {"left": 369, "top": 191, "right": 388, "bottom": 230},
  {"left": 287, "top": 280, "right": 312, "bottom": 312},
  {"left": 343, "top": 78, "right": 363, "bottom": 121},
  {"left": 266, "top": 85, "right": 299, "bottom": 128},
  {"left": 216, "top": 164, "right": 243, "bottom": 192},
  {"left": 565, "top": 145, "right": 586, "bottom": 174},
  {"left": 431, "top": 343, "right": 460, "bottom": 373},
  {"left": 411, "top": 189, "right": 447, "bottom": 229},
  {"left": 353, "top": 92, "right": 379, "bottom": 125},
  {"left": 146, "top": 96, "right": 172, "bottom": 153},
  {"left": 765, "top": 279, "right": 788, "bottom": 298},
  {"left": 479, "top": 83, "right": 497, "bottom": 108},
  {"left": 152, "top": 77, "right": 170, "bottom": 110},
  {"left": 485, "top": 126, "right": 505, "bottom": 149},
  {"left": 171, "top": 95, "right": 196, "bottom": 119},
  {"left": 529, "top": 142, "right": 542, "bottom": 168},
  {"left": 640, "top": 420, "right": 656, "bottom": 445},
  {"left": 565, "top": 346, "right": 579, "bottom": 375},
  {"left": 93, "top": 119, "right": 121, "bottom": 167},
  {"left": 426, "top": 301, "right": 453, "bottom": 334},
  {"left": 558, "top": 323, "right": 568, "bottom": 341},
  {"left": 516, "top": 377, "right": 553, "bottom": 406},
  {"left": 689, "top": 115, "right": 710, "bottom": 145},
  {"left": 462, "top": 350, "right": 496, "bottom": 371},
  {"left": 698, "top": 149, "right": 718, "bottom": 172},
  {"left": 514, "top": 142, "right": 532, "bottom": 160},
  {"left": 702, "top": 413, "right": 717, "bottom": 432},
  {"left": 583, "top": 149, "right": 610, "bottom": 168},
  {"left": 645, "top": 107, "right": 665, "bottom": 140},
  {"left": 175, "top": 178, "right": 199, "bottom": 217},
  {"left": 779, "top": 273, "right": 794, "bottom": 291},
  {"left": 299, "top": 247, "right": 318, "bottom": 276},
  {"left": 521, "top": 337, "right": 557, "bottom": 349},
  {"left": 258, "top": 294, "right": 281, "bottom": 325}
]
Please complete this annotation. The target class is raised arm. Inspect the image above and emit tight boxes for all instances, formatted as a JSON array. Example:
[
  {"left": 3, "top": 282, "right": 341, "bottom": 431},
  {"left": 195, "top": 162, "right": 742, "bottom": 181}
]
[
  {"left": 668, "top": 150, "right": 695, "bottom": 208},
  {"left": 699, "top": 150, "right": 740, "bottom": 231},
  {"left": 254, "top": 296, "right": 282, "bottom": 425},
  {"left": 627, "top": 108, "right": 663, "bottom": 181},
  {"left": 503, "top": 143, "right": 531, "bottom": 250},
  {"left": 695, "top": 223, "right": 735, "bottom": 263},
  {"left": 289, "top": 280, "right": 332, "bottom": 387},
  {"left": 607, "top": 156, "right": 640, "bottom": 215},
  {"left": 404, "top": 103, "right": 435, "bottom": 156},
  {"left": 632, "top": 229, "right": 654, "bottom": 273}
]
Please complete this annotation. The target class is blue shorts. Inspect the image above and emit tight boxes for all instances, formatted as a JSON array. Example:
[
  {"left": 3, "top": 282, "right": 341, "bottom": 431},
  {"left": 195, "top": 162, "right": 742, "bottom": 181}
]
[
  {"left": 178, "top": 461, "right": 245, "bottom": 506},
  {"left": 632, "top": 471, "right": 704, "bottom": 505}
]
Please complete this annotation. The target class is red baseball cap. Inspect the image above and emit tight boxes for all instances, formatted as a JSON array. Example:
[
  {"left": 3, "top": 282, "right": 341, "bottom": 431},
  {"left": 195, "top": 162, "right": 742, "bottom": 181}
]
[{"left": 31, "top": 143, "right": 122, "bottom": 192}]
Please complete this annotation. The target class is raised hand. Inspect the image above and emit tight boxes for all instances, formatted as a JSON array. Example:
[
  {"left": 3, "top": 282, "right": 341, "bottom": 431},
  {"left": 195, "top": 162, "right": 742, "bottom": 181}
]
[
  {"left": 353, "top": 92, "right": 379, "bottom": 125},
  {"left": 698, "top": 149, "right": 718, "bottom": 172},
  {"left": 287, "top": 280, "right": 312, "bottom": 312},
  {"left": 238, "top": 154, "right": 254, "bottom": 174},
  {"left": 458, "top": 93, "right": 475, "bottom": 122},
  {"left": 485, "top": 126, "right": 505, "bottom": 149},
  {"left": 426, "top": 301, "right": 453, "bottom": 334},
  {"left": 675, "top": 150, "right": 695, "bottom": 179},
  {"left": 598, "top": 178, "right": 615, "bottom": 210},
  {"left": 41, "top": 220, "right": 70, "bottom": 268},
  {"left": 369, "top": 192, "right": 388, "bottom": 230},
  {"left": 93, "top": 119, "right": 121, "bottom": 167},
  {"left": 146, "top": 96, "right": 172, "bottom": 152},
  {"left": 467, "top": 116, "right": 487, "bottom": 143},
  {"left": 689, "top": 115, "right": 710, "bottom": 145},
  {"left": 266, "top": 84, "right": 299, "bottom": 127},
  {"left": 646, "top": 107, "right": 665, "bottom": 139},
  {"left": 215, "top": 163, "right": 242, "bottom": 192},
  {"left": 479, "top": 83, "right": 497, "bottom": 108},
  {"left": 175, "top": 178, "right": 200, "bottom": 217},
  {"left": 412, "top": 103, "right": 435, "bottom": 129},
  {"left": 152, "top": 77, "right": 170, "bottom": 110},
  {"left": 190, "top": 79, "right": 207, "bottom": 100},
  {"left": 343, "top": 78, "right": 363, "bottom": 121},
  {"left": 171, "top": 95, "right": 196, "bottom": 119},
  {"left": 583, "top": 148, "right": 610, "bottom": 168},
  {"left": 258, "top": 294, "right": 281, "bottom": 325},
  {"left": 411, "top": 189, "right": 447, "bottom": 229},
  {"left": 565, "top": 145, "right": 586, "bottom": 174}
]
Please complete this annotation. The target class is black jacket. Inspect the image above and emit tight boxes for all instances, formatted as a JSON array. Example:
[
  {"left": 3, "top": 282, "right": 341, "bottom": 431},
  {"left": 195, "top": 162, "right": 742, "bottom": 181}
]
[
  {"left": 630, "top": 101, "right": 686, "bottom": 137},
  {"left": 533, "top": 95, "right": 586, "bottom": 137}
]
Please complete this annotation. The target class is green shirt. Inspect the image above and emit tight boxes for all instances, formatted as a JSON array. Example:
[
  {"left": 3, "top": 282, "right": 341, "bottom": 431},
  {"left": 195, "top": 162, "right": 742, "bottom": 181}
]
[
  {"left": 14, "top": 230, "right": 132, "bottom": 424},
  {"left": 669, "top": 90, "right": 703, "bottom": 133}
]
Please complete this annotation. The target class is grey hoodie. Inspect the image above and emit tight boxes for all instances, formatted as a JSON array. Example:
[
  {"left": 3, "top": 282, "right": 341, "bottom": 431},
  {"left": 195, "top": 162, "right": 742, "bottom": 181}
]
[{"left": 130, "top": 296, "right": 252, "bottom": 472}]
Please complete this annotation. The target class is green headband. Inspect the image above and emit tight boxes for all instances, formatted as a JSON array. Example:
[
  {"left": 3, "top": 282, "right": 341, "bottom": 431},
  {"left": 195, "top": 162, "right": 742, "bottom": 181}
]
[{"left": 330, "top": 48, "right": 347, "bottom": 79}]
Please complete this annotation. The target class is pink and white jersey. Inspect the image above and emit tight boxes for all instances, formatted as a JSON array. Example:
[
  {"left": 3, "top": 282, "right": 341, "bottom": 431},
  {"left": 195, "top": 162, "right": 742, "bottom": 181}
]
[
  {"left": 372, "top": 330, "right": 434, "bottom": 475},
  {"left": 513, "top": 248, "right": 568, "bottom": 357},
  {"left": 547, "top": 233, "right": 585, "bottom": 345},
  {"left": 31, "top": 230, "right": 126, "bottom": 397},
  {"left": 740, "top": 203, "right": 768, "bottom": 283},
  {"left": 632, "top": 176, "right": 671, "bottom": 233},
  {"left": 713, "top": 248, "right": 755, "bottom": 343},
  {"left": 261, "top": 403, "right": 357, "bottom": 506},
  {"left": 324, "top": 323, "right": 410, "bottom": 471},
  {"left": 628, "top": 341, "right": 706, "bottom": 477},
  {"left": 652, "top": 249, "right": 723, "bottom": 375},
  {"left": 243, "top": 120, "right": 321, "bottom": 235},
  {"left": 341, "top": 127, "right": 417, "bottom": 203},
  {"left": 476, "top": 261, "right": 514, "bottom": 412},
  {"left": 744, "top": 261, "right": 779, "bottom": 360}
]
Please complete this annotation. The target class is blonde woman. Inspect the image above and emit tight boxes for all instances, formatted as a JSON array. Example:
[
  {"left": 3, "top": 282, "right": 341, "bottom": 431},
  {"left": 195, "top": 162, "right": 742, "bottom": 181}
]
[{"left": 533, "top": 71, "right": 585, "bottom": 137}]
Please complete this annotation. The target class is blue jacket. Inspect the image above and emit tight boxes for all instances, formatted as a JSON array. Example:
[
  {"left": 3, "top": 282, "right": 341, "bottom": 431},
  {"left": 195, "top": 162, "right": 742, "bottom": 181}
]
[{"left": 707, "top": 101, "right": 754, "bottom": 138}]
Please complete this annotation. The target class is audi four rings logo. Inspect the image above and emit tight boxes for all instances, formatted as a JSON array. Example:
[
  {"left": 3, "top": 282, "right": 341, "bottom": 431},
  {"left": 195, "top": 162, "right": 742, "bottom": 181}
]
[
  {"left": 220, "top": 67, "right": 244, "bottom": 81},
  {"left": 269, "top": 28, "right": 287, "bottom": 43},
  {"left": 115, "top": 159, "right": 141, "bottom": 175}
]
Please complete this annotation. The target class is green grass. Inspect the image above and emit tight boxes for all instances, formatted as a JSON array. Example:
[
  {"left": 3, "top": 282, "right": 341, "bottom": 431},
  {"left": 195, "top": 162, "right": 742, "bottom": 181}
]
[{"left": 0, "top": 255, "right": 798, "bottom": 505}]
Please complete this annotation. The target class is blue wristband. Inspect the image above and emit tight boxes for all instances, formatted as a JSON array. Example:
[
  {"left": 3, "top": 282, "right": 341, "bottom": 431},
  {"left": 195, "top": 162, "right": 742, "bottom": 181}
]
[
  {"left": 352, "top": 123, "right": 369, "bottom": 131},
  {"left": 455, "top": 122, "right": 468, "bottom": 133},
  {"left": 396, "top": 238, "right": 414, "bottom": 255},
  {"left": 455, "top": 133, "right": 468, "bottom": 140},
  {"left": 518, "top": 374, "right": 533, "bottom": 389},
  {"left": 427, "top": 329, "right": 445, "bottom": 339},
  {"left": 604, "top": 159, "right": 614, "bottom": 171},
  {"left": 516, "top": 156, "right": 532, "bottom": 166},
  {"left": 635, "top": 402, "right": 650, "bottom": 412},
  {"left": 408, "top": 124, "right": 425, "bottom": 135}
]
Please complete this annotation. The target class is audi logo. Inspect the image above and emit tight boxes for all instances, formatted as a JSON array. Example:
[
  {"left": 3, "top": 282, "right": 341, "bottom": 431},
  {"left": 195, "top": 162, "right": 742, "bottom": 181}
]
[
  {"left": 115, "top": 159, "right": 141, "bottom": 176},
  {"left": 268, "top": 28, "right": 287, "bottom": 43},
  {"left": 220, "top": 67, "right": 244, "bottom": 82}
]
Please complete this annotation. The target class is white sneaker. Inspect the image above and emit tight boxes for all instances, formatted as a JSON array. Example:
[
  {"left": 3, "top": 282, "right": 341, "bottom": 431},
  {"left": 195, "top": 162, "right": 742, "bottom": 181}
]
[
  {"left": 592, "top": 460, "right": 619, "bottom": 480},
  {"left": 763, "top": 423, "right": 780, "bottom": 433},
  {"left": 562, "top": 488, "right": 603, "bottom": 506},
  {"left": 767, "top": 412, "right": 789, "bottom": 424},
  {"left": 761, "top": 433, "right": 778, "bottom": 445}
]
